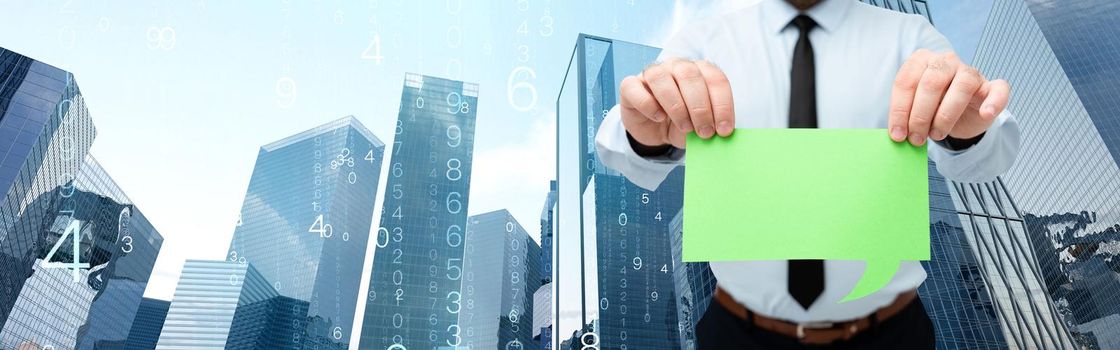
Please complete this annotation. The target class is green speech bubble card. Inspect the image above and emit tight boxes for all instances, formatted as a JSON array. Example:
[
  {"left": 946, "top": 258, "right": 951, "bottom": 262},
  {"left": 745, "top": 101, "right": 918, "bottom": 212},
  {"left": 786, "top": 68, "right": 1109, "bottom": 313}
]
[{"left": 683, "top": 129, "right": 929, "bottom": 303}]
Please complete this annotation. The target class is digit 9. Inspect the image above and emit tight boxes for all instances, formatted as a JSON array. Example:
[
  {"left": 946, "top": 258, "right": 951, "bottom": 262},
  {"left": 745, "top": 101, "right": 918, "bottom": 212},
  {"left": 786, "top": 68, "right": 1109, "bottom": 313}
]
[{"left": 446, "top": 92, "right": 469, "bottom": 114}]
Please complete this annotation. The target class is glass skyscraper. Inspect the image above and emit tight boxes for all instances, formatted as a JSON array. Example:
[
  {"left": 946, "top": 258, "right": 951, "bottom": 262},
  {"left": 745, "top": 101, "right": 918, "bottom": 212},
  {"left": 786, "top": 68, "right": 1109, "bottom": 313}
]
[
  {"left": 0, "top": 47, "right": 94, "bottom": 207},
  {"left": 534, "top": 286, "right": 552, "bottom": 350},
  {"left": 860, "top": 1, "right": 1075, "bottom": 349},
  {"left": 125, "top": 297, "right": 171, "bottom": 350},
  {"left": 1, "top": 46, "right": 97, "bottom": 337},
  {"left": 920, "top": 163, "right": 1009, "bottom": 349},
  {"left": 225, "top": 294, "right": 311, "bottom": 349},
  {"left": 0, "top": 155, "right": 164, "bottom": 349},
  {"left": 541, "top": 181, "right": 556, "bottom": 287},
  {"left": 1025, "top": 0, "right": 1120, "bottom": 166},
  {"left": 556, "top": 34, "right": 692, "bottom": 350},
  {"left": 360, "top": 73, "right": 478, "bottom": 349},
  {"left": 945, "top": 178, "right": 1075, "bottom": 349},
  {"left": 225, "top": 115, "right": 385, "bottom": 349},
  {"left": 459, "top": 209, "right": 542, "bottom": 350},
  {"left": 537, "top": 181, "right": 557, "bottom": 350},
  {"left": 156, "top": 260, "right": 277, "bottom": 349},
  {"left": 972, "top": 0, "right": 1120, "bottom": 348},
  {"left": 668, "top": 211, "right": 717, "bottom": 350},
  {"left": 0, "top": 46, "right": 163, "bottom": 350},
  {"left": 1028, "top": 2, "right": 1120, "bottom": 345}
]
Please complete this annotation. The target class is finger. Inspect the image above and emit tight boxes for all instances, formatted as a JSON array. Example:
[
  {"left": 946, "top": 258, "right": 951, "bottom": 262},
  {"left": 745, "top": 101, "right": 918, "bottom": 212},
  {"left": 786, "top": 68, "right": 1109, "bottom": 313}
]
[
  {"left": 930, "top": 65, "right": 982, "bottom": 141},
  {"left": 672, "top": 61, "right": 716, "bottom": 139},
  {"left": 908, "top": 53, "right": 959, "bottom": 146},
  {"left": 888, "top": 49, "right": 934, "bottom": 142},
  {"left": 619, "top": 75, "right": 665, "bottom": 122},
  {"left": 643, "top": 63, "right": 691, "bottom": 133},
  {"left": 697, "top": 61, "right": 735, "bottom": 137},
  {"left": 978, "top": 79, "right": 1010, "bottom": 120}
]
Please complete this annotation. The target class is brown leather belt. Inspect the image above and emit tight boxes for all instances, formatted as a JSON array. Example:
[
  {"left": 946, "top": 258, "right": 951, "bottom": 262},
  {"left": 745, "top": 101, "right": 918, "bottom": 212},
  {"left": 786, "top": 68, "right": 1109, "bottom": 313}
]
[{"left": 713, "top": 287, "right": 917, "bottom": 345}]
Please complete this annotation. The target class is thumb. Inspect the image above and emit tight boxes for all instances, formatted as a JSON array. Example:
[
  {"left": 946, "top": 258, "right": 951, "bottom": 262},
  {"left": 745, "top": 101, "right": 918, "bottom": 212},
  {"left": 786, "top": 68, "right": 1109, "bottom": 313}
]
[{"left": 977, "top": 79, "right": 1010, "bottom": 120}]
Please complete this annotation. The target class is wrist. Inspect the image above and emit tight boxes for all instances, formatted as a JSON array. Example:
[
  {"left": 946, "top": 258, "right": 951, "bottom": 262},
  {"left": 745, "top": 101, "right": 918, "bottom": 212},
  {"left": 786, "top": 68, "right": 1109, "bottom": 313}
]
[
  {"left": 626, "top": 132, "right": 674, "bottom": 157},
  {"left": 936, "top": 132, "right": 985, "bottom": 151},
  {"left": 948, "top": 128, "right": 985, "bottom": 139}
]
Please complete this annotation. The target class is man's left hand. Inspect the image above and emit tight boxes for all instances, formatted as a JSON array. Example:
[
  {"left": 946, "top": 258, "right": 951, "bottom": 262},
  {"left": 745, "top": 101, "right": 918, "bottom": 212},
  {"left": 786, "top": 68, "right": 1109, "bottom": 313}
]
[{"left": 888, "top": 49, "right": 1010, "bottom": 146}]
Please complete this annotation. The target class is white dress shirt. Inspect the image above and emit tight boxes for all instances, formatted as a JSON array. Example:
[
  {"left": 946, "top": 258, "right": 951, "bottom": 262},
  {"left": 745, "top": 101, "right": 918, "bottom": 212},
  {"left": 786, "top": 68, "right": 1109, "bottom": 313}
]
[{"left": 595, "top": 0, "right": 1020, "bottom": 323}]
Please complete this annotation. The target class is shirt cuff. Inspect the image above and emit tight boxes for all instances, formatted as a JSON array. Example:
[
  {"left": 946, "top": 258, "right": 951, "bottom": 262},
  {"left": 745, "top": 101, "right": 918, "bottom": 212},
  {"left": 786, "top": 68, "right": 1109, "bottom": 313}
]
[
  {"left": 626, "top": 132, "right": 678, "bottom": 158},
  {"left": 929, "top": 111, "right": 1020, "bottom": 183},
  {"left": 934, "top": 132, "right": 985, "bottom": 151},
  {"left": 595, "top": 106, "right": 685, "bottom": 191}
]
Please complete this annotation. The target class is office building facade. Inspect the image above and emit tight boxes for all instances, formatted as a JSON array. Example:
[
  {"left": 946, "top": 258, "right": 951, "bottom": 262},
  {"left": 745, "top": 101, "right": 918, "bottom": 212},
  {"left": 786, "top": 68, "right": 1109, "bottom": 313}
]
[
  {"left": 584, "top": 37, "right": 685, "bottom": 350},
  {"left": 538, "top": 181, "right": 557, "bottom": 349},
  {"left": 0, "top": 154, "right": 163, "bottom": 349},
  {"left": 919, "top": 164, "right": 1010, "bottom": 349},
  {"left": 556, "top": 34, "right": 692, "bottom": 350},
  {"left": 226, "top": 116, "right": 384, "bottom": 348},
  {"left": 541, "top": 180, "right": 556, "bottom": 286},
  {"left": 0, "top": 47, "right": 94, "bottom": 207},
  {"left": 459, "top": 209, "right": 542, "bottom": 350},
  {"left": 971, "top": 0, "right": 1120, "bottom": 348},
  {"left": 947, "top": 178, "right": 1076, "bottom": 349},
  {"left": 668, "top": 211, "right": 717, "bottom": 350},
  {"left": 156, "top": 260, "right": 276, "bottom": 349},
  {"left": 854, "top": 2, "right": 1016, "bottom": 349},
  {"left": 860, "top": 1, "right": 1078, "bottom": 348},
  {"left": 534, "top": 285, "right": 552, "bottom": 350},
  {"left": 1, "top": 47, "right": 97, "bottom": 336},
  {"left": 224, "top": 295, "right": 311, "bottom": 350},
  {"left": 0, "top": 47, "right": 165, "bottom": 350},
  {"left": 1025, "top": 0, "right": 1120, "bottom": 165},
  {"left": 125, "top": 298, "right": 171, "bottom": 350},
  {"left": 360, "top": 74, "right": 479, "bottom": 349}
]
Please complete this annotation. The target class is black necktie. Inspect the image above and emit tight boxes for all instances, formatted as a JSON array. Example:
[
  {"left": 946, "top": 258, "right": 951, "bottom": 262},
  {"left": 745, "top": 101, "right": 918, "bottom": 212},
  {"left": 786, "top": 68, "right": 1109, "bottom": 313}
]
[{"left": 787, "top": 14, "right": 825, "bottom": 310}]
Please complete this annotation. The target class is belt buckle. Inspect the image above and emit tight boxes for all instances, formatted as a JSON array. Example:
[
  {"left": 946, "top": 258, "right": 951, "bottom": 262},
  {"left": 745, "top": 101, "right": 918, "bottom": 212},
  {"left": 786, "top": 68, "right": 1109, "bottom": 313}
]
[{"left": 795, "top": 321, "right": 834, "bottom": 340}]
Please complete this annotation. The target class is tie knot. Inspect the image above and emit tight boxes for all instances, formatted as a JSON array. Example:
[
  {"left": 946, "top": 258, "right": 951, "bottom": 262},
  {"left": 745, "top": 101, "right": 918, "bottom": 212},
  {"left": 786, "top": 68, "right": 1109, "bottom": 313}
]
[{"left": 791, "top": 15, "right": 817, "bottom": 33}]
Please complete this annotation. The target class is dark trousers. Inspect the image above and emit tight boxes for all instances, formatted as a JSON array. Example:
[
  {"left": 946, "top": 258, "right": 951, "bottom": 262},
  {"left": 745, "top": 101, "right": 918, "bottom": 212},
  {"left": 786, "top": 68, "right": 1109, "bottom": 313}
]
[{"left": 696, "top": 297, "right": 935, "bottom": 349}]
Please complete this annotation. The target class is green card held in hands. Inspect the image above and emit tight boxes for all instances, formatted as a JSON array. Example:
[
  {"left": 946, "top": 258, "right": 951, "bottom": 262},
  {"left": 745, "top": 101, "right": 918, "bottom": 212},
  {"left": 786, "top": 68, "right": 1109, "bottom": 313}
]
[{"left": 683, "top": 129, "right": 929, "bottom": 303}]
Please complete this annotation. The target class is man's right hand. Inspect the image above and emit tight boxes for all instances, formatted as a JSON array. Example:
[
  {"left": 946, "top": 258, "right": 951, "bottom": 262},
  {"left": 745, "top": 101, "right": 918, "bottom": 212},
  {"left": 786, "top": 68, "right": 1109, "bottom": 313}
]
[{"left": 620, "top": 59, "right": 735, "bottom": 149}]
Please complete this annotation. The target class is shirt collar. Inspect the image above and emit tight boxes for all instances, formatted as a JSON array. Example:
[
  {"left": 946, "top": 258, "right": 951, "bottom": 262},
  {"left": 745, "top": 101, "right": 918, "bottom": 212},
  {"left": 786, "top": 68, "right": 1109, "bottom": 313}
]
[{"left": 762, "top": 0, "right": 854, "bottom": 34}]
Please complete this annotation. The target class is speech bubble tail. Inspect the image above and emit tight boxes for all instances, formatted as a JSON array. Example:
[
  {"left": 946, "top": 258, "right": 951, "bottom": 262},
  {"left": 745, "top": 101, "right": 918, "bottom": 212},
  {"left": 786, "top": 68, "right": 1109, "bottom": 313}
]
[{"left": 840, "top": 259, "right": 902, "bottom": 303}]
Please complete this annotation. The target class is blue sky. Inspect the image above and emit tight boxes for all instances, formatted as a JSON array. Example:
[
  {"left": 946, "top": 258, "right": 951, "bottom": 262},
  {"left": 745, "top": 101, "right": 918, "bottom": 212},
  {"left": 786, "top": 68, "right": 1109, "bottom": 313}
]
[{"left": 0, "top": 0, "right": 992, "bottom": 309}]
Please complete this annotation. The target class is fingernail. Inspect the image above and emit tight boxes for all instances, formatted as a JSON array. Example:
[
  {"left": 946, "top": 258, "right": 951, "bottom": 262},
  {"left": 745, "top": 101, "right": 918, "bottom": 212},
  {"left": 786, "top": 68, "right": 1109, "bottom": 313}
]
[
  {"left": 699, "top": 125, "right": 715, "bottom": 138},
  {"left": 930, "top": 130, "right": 945, "bottom": 140},
  {"left": 717, "top": 121, "right": 733, "bottom": 136},
  {"left": 890, "top": 127, "right": 905, "bottom": 141},
  {"left": 678, "top": 120, "right": 693, "bottom": 132},
  {"left": 909, "top": 132, "right": 925, "bottom": 145},
  {"left": 653, "top": 112, "right": 666, "bottom": 122}
]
